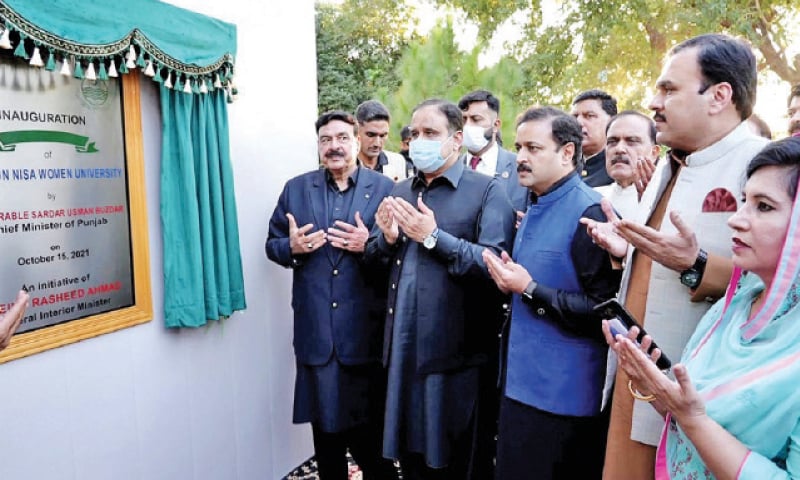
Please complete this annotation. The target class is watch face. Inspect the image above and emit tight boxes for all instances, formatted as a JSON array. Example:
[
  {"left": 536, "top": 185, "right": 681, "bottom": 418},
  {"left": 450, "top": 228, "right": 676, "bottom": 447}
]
[
  {"left": 423, "top": 235, "right": 436, "bottom": 249},
  {"left": 681, "top": 271, "right": 700, "bottom": 288}
]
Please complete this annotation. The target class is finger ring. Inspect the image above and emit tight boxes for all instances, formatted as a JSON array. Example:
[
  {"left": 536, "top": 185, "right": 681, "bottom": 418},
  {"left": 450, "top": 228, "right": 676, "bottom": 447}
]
[
  {"left": 343, "top": 240, "right": 349, "bottom": 246},
  {"left": 306, "top": 242, "right": 314, "bottom": 249}
]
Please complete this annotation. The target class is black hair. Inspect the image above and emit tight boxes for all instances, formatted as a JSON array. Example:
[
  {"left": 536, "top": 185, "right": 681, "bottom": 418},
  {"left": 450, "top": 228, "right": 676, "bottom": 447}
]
[
  {"left": 315, "top": 110, "right": 356, "bottom": 133},
  {"left": 400, "top": 125, "right": 412, "bottom": 141},
  {"left": 412, "top": 99, "right": 464, "bottom": 134},
  {"left": 516, "top": 106, "right": 583, "bottom": 166},
  {"left": 746, "top": 137, "right": 800, "bottom": 199},
  {"left": 457, "top": 89, "right": 501, "bottom": 114},
  {"left": 672, "top": 34, "right": 757, "bottom": 120},
  {"left": 572, "top": 89, "right": 618, "bottom": 116},
  {"left": 606, "top": 110, "right": 657, "bottom": 144},
  {"left": 355, "top": 100, "right": 391, "bottom": 124}
]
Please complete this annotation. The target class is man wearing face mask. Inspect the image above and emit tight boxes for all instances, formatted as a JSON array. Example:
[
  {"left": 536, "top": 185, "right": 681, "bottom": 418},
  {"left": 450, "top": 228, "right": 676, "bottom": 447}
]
[
  {"left": 458, "top": 90, "right": 530, "bottom": 214},
  {"left": 365, "top": 98, "right": 515, "bottom": 479}
]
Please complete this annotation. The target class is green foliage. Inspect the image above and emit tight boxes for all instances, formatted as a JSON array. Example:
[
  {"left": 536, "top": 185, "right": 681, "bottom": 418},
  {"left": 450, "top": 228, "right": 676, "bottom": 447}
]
[
  {"left": 317, "top": 0, "right": 800, "bottom": 146},
  {"left": 511, "top": 0, "right": 800, "bottom": 109},
  {"left": 315, "top": 0, "right": 415, "bottom": 114},
  {"left": 430, "top": 0, "right": 532, "bottom": 39},
  {"left": 379, "top": 21, "right": 528, "bottom": 150}
]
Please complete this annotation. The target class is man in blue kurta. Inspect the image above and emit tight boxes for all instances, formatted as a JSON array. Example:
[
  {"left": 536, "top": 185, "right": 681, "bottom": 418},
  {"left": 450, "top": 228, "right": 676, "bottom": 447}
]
[
  {"left": 483, "top": 106, "right": 622, "bottom": 478},
  {"left": 365, "top": 99, "right": 515, "bottom": 479},
  {"left": 266, "top": 110, "right": 397, "bottom": 480}
]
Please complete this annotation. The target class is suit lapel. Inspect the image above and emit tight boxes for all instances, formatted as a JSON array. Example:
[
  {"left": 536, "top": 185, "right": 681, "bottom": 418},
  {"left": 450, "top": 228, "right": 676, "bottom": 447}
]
[{"left": 496, "top": 149, "right": 515, "bottom": 180}]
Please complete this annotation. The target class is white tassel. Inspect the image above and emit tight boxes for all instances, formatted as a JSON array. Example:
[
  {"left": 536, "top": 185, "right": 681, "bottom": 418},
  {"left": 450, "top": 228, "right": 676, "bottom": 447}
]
[
  {"left": 85, "top": 61, "right": 96, "bottom": 80},
  {"left": 199, "top": 79, "right": 208, "bottom": 94},
  {"left": 164, "top": 72, "right": 173, "bottom": 89},
  {"left": 126, "top": 45, "right": 137, "bottom": 69},
  {"left": 108, "top": 58, "right": 118, "bottom": 77},
  {"left": 0, "top": 28, "right": 12, "bottom": 49},
  {"left": 143, "top": 59, "right": 155, "bottom": 77},
  {"left": 29, "top": 47, "right": 44, "bottom": 67},
  {"left": 183, "top": 78, "right": 192, "bottom": 94},
  {"left": 213, "top": 73, "right": 222, "bottom": 89},
  {"left": 60, "top": 56, "right": 71, "bottom": 76}
]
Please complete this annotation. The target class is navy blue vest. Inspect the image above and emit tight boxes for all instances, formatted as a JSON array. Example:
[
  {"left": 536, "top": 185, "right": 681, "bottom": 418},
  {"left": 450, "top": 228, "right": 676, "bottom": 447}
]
[{"left": 505, "top": 173, "right": 607, "bottom": 416}]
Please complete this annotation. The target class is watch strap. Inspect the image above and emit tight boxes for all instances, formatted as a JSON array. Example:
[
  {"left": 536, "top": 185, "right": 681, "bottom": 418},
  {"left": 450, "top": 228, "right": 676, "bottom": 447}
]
[{"left": 680, "top": 248, "right": 708, "bottom": 288}]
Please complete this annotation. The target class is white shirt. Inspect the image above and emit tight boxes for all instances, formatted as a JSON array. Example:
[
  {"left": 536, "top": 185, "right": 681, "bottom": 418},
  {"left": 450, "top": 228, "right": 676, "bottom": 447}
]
[
  {"left": 595, "top": 182, "right": 640, "bottom": 221},
  {"left": 467, "top": 142, "right": 499, "bottom": 177}
]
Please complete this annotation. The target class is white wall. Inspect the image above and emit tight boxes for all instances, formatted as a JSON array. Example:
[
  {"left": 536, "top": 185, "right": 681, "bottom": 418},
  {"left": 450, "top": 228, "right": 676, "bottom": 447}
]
[{"left": 0, "top": 1, "right": 318, "bottom": 479}]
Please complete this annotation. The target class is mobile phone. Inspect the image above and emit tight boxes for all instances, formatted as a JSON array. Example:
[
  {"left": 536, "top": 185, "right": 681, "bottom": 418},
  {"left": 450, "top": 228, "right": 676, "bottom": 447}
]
[{"left": 593, "top": 298, "right": 671, "bottom": 371}]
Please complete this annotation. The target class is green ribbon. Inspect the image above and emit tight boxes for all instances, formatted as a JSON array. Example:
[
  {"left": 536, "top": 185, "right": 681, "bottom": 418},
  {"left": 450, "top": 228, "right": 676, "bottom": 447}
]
[{"left": 0, "top": 130, "right": 99, "bottom": 153}]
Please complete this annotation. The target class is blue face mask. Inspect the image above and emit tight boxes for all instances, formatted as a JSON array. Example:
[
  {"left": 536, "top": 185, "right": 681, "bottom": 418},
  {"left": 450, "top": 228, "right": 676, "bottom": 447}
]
[{"left": 409, "top": 137, "right": 451, "bottom": 173}]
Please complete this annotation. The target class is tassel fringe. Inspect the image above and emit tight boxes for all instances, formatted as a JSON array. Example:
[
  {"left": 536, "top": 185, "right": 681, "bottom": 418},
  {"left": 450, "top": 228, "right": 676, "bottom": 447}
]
[
  {"left": 29, "top": 46, "right": 43, "bottom": 67},
  {"left": 0, "top": 25, "right": 235, "bottom": 99},
  {"left": 85, "top": 61, "right": 96, "bottom": 80},
  {"left": 0, "top": 27, "right": 11, "bottom": 49},
  {"left": 59, "top": 56, "right": 71, "bottom": 76},
  {"left": 108, "top": 58, "right": 118, "bottom": 77}
]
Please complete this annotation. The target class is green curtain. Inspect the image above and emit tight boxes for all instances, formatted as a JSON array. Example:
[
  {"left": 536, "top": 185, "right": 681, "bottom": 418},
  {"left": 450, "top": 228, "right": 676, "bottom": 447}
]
[{"left": 160, "top": 85, "right": 246, "bottom": 327}]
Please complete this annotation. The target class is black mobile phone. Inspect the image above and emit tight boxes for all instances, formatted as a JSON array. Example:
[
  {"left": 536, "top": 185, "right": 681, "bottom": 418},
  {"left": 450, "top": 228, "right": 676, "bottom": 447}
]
[{"left": 593, "top": 298, "right": 672, "bottom": 371}]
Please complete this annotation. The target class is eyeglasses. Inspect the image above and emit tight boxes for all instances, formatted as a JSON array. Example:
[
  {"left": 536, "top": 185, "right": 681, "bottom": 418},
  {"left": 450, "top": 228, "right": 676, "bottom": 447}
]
[{"left": 319, "top": 134, "right": 352, "bottom": 146}]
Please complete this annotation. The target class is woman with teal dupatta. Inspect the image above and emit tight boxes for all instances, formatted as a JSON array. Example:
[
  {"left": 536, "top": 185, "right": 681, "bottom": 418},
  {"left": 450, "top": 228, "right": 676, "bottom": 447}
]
[{"left": 605, "top": 137, "right": 800, "bottom": 479}]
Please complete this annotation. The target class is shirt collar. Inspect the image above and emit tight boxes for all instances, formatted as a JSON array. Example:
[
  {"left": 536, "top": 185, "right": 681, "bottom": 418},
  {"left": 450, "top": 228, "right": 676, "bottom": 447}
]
[
  {"left": 325, "top": 165, "right": 359, "bottom": 190},
  {"left": 411, "top": 158, "right": 463, "bottom": 190},
  {"left": 530, "top": 170, "right": 578, "bottom": 204},
  {"left": 684, "top": 121, "right": 754, "bottom": 168}
]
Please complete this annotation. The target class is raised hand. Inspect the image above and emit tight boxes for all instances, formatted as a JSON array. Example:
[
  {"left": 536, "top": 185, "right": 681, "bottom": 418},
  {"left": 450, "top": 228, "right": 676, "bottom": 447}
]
[
  {"left": 287, "top": 212, "right": 327, "bottom": 255},
  {"left": 580, "top": 198, "right": 629, "bottom": 260},
  {"left": 327, "top": 211, "right": 370, "bottom": 253},
  {"left": 482, "top": 249, "right": 532, "bottom": 295},
  {"left": 1, "top": 290, "right": 29, "bottom": 350},
  {"left": 375, "top": 198, "right": 399, "bottom": 244},
  {"left": 635, "top": 156, "right": 657, "bottom": 201},
  {"left": 616, "top": 210, "right": 698, "bottom": 272},
  {"left": 388, "top": 195, "right": 437, "bottom": 243},
  {"left": 608, "top": 330, "right": 705, "bottom": 422}
]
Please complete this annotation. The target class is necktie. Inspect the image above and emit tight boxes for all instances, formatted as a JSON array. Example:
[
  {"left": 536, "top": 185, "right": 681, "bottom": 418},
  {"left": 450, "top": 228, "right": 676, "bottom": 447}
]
[{"left": 470, "top": 156, "right": 481, "bottom": 170}]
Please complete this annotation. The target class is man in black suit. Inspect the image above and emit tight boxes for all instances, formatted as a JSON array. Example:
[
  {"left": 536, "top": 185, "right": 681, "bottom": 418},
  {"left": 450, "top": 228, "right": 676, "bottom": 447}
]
[
  {"left": 266, "top": 110, "right": 397, "bottom": 480},
  {"left": 571, "top": 89, "right": 618, "bottom": 187},
  {"left": 458, "top": 90, "right": 530, "bottom": 215}
]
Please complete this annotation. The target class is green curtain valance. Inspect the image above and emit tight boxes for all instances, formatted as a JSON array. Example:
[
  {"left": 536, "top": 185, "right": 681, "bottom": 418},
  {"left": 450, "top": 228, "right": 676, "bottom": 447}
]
[{"left": 0, "top": 0, "right": 237, "bottom": 99}]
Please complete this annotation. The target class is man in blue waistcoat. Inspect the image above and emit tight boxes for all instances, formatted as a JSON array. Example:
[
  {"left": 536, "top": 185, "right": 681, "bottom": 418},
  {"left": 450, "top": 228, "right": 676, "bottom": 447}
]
[
  {"left": 483, "top": 106, "right": 622, "bottom": 479},
  {"left": 266, "top": 110, "right": 398, "bottom": 480}
]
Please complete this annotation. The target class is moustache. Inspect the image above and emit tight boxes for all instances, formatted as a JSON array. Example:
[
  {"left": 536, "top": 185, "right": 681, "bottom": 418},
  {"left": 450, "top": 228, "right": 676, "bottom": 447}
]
[
  {"left": 610, "top": 156, "right": 631, "bottom": 165},
  {"left": 325, "top": 150, "right": 345, "bottom": 159},
  {"left": 653, "top": 113, "right": 666, "bottom": 123},
  {"left": 517, "top": 164, "right": 533, "bottom": 173}
]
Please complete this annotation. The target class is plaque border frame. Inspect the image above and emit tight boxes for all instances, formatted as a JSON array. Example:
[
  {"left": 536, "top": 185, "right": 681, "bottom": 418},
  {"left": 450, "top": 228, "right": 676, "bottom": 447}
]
[{"left": 0, "top": 72, "right": 153, "bottom": 363}]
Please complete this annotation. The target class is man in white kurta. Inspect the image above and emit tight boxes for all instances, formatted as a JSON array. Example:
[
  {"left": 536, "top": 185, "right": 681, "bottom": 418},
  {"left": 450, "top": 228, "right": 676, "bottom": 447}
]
[
  {"left": 595, "top": 111, "right": 662, "bottom": 222},
  {"left": 591, "top": 34, "right": 769, "bottom": 479}
]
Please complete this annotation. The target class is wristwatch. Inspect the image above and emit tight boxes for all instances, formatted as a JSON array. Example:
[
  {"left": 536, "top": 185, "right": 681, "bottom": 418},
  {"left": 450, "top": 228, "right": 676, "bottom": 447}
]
[
  {"left": 521, "top": 280, "right": 538, "bottom": 303},
  {"left": 680, "top": 248, "right": 708, "bottom": 289},
  {"left": 422, "top": 228, "right": 439, "bottom": 250}
]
